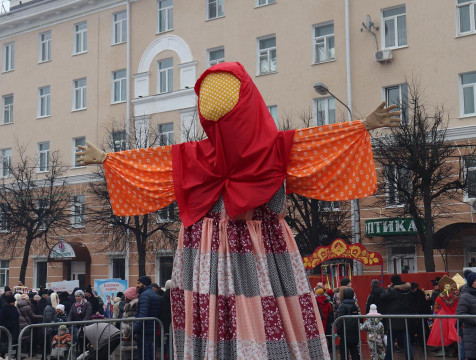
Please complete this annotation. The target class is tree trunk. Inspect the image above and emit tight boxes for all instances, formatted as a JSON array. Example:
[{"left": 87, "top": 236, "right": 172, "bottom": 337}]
[
  {"left": 19, "top": 237, "right": 34, "bottom": 285},
  {"left": 423, "top": 186, "right": 435, "bottom": 272},
  {"left": 136, "top": 235, "right": 147, "bottom": 277}
]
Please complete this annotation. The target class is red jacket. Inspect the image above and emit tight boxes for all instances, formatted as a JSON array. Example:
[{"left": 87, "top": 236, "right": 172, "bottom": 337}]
[{"left": 316, "top": 295, "right": 333, "bottom": 330}]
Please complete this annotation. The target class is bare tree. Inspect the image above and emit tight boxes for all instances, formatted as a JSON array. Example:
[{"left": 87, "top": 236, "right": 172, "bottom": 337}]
[
  {"left": 0, "top": 145, "right": 71, "bottom": 284},
  {"left": 87, "top": 119, "right": 181, "bottom": 277},
  {"left": 280, "top": 109, "right": 352, "bottom": 257},
  {"left": 372, "top": 81, "right": 471, "bottom": 272}
]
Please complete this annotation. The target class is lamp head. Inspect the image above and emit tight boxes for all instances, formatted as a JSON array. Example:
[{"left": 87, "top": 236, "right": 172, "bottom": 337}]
[{"left": 314, "top": 82, "right": 329, "bottom": 95}]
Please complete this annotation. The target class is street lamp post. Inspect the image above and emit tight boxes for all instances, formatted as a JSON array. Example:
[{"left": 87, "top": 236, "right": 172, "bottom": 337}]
[{"left": 313, "top": 82, "right": 362, "bottom": 275}]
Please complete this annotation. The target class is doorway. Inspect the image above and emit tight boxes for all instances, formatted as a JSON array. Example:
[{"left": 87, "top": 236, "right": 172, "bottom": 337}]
[{"left": 71, "top": 261, "right": 86, "bottom": 289}]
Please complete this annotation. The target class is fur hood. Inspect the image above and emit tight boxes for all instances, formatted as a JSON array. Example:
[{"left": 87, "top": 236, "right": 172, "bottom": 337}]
[{"left": 393, "top": 282, "right": 411, "bottom": 292}]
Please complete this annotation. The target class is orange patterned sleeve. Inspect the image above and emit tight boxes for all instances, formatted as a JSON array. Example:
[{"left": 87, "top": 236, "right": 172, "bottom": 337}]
[
  {"left": 286, "top": 121, "right": 377, "bottom": 201},
  {"left": 103, "top": 146, "right": 175, "bottom": 216}
]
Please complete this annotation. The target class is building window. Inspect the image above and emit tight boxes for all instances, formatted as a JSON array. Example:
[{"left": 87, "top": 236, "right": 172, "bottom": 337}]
[
  {"left": 0, "top": 260, "right": 9, "bottom": 287},
  {"left": 267, "top": 105, "right": 278, "bottom": 127},
  {"left": 157, "top": 203, "right": 175, "bottom": 223},
  {"left": 112, "top": 131, "right": 127, "bottom": 152},
  {"left": 38, "top": 86, "right": 51, "bottom": 118},
  {"left": 71, "top": 195, "right": 85, "bottom": 227},
  {"left": 382, "top": 5, "right": 407, "bottom": 49},
  {"left": 158, "top": 58, "right": 173, "bottom": 94},
  {"left": 158, "top": 123, "right": 174, "bottom": 146},
  {"left": 258, "top": 36, "right": 276, "bottom": 75},
  {"left": 465, "top": 156, "right": 476, "bottom": 199},
  {"left": 315, "top": 97, "right": 335, "bottom": 126},
  {"left": 256, "top": 0, "right": 276, "bottom": 6},
  {"left": 111, "top": 257, "right": 126, "bottom": 280},
  {"left": 0, "top": 206, "right": 9, "bottom": 232},
  {"left": 36, "top": 198, "right": 49, "bottom": 230},
  {"left": 39, "top": 31, "right": 51, "bottom": 62},
  {"left": 386, "top": 165, "right": 410, "bottom": 207},
  {"left": 207, "top": 47, "right": 225, "bottom": 67},
  {"left": 2, "top": 42, "right": 14, "bottom": 72},
  {"left": 73, "top": 22, "right": 87, "bottom": 55},
  {"left": 313, "top": 22, "right": 335, "bottom": 63},
  {"left": 385, "top": 84, "right": 408, "bottom": 125},
  {"left": 457, "top": 0, "right": 476, "bottom": 35},
  {"left": 37, "top": 141, "right": 50, "bottom": 173},
  {"left": 1, "top": 148, "right": 11, "bottom": 178},
  {"left": 73, "top": 78, "right": 87, "bottom": 111},
  {"left": 2, "top": 95, "right": 13, "bottom": 124},
  {"left": 461, "top": 72, "right": 476, "bottom": 116},
  {"left": 387, "top": 245, "right": 416, "bottom": 273},
  {"left": 156, "top": 254, "right": 173, "bottom": 286},
  {"left": 35, "top": 260, "right": 47, "bottom": 288},
  {"left": 72, "top": 137, "right": 85, "bottom": 167},
  {"left": 112, "top": 69, "right": 126, "bottom": 103},
  {"left": 112, "top": 11, "right": 127, "bottom": 45},
  {"left": 158, "top": 0, "right": 173, "bottom": 33},
  {"left": 319, "top": 201, "right": 340, "bottom": 211},
  {"left": 207, "top": 0, "right": 224, "bottom": 19}
]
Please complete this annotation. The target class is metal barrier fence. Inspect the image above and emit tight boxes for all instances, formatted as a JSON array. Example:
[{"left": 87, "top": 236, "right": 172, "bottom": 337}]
[
  {"left": 0, "top": 325, "right": 13, "bottom": 357},
  {"left": 2, "top": 317, "right": 174, "bottom": 360},
  {"left": 331, "top": 314, "right": 474, "bottom": 360}
]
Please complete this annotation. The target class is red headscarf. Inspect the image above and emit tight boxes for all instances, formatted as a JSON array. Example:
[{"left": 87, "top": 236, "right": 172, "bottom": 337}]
[{"left": 172, "top": 62, "right": 295, "bottom": 226}]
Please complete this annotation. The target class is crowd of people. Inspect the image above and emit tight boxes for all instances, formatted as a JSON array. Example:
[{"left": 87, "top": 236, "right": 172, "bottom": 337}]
[
  {"left": 314, "top": 270, "right": 476, "bottom": 360},
  {"left": 0, "top": 275, "right": 172, "bottom": 360}
]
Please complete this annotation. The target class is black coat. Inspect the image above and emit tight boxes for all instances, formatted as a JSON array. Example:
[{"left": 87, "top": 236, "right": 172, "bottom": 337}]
[
  {"left": 35, "top": 297, "right": 47, "bottom": 316},
  {"left": 336, "top": 298, "right": 360, "bottom": 344},
  {"left": 87, "top": 295, "right": 102, "bottom": 315},
  {"left": 0, "top": 305, "right": 19, "bottom": 341},
  {"left": 365, "top": 287, "right": 383, "bottom": 314},
  {"left": 410, "top": 288, "right": 431, "bottom": 315},
  {"left": 380, "top": 282, "right": 412, "bottom": 330},
  {"left": 456, "top": 285, "right": 476, "bottom": 358},
  {"left": 159, "top": 289, "right": 172, "bottom": 333}
]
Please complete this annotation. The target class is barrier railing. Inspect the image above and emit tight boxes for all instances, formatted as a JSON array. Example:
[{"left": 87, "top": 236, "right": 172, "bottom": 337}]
[
  {"left": 0, "top": 325, "right": 13, "bottom": 358},
  {"left": 331, "top": 314, "right": 474, "bottom": 360},
  {"left": 15, "top": 317, "right": 172, "bottom": 360}
]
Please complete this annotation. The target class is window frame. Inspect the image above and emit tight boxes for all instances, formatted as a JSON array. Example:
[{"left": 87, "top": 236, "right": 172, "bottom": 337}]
[
  {"left": 37, "top": 141, "right": 50, "bottom": 173},
  {"left": 157, "top": 0, "right": 173, "bottom": 33},
  {"left": 256, "top": 0, "right": 276, "bottom": 7},
  {"left": 157, "top": 58, "right": 173, "bottom": 94},
  {"left": 112, "top": 11, "right": 127, "bottom": 45},
  {"left": 2, "top": 42, "right": 14, "bottom": 72},
  {"left": 72, "top": 137, "right": 86, "bottom": 168},
  {"left": 456, "top": 0, "right": 476, "bottom": 36},
  {"left": 39, "top": 31, "right": 52, "bottom": 63},
  {"left": 267, "top": 105, "right": 278, "bottom": 127},
  {"left": 73, "top": 78, "right": 87, "bottom": 111},
  {"left": 319, "top": 200, "right": 340, "bottom": 212},
  {"left": 207, "top": 0, "right": 224, "bottom": 20},
  {"left": 313, "top": 21, "right": 335, "bottom": 64},
  {"left": 2, "top": 94, "right": 13, "bottom": 125},
  {"left": 0, "top": 205, "right": 9, "bottom": 233},
  {"left": 0, "top": 260, "right": 9, "bottom": 287},
  {"left": 112, "top": 69, "right": 127, "bottom": 104},
  {"left": 383, "top": 83, "right": 409, "bottom": 125},
  {"left": 109, "top": 255, "right": 127, "bottom": 280},
  {"left": 34, "top": 258, "right": 48, "bottom": 289},
  {"left": 158, "top": 122, "right": 174, "bottom": 146},
  {"left": 155, "top": 251, "right": 174, "bottom": 287},
  {"left": 387, "top": 244, "right": 417, "bottom": 274},
  {"left": 36, "top": 198, "right": 49, "bottom": 230},
  {"left": 314, "top": 97, "right": 336, "bottom": 126},
  {"left": 38, "top": 86, "right": 51, "bottom": 118},
  {"left": 207, "top": 46, "right": 225, "bottom": 67},
  {"left": 381, "top": 5, "right": 407, "bottom": 50},
  {"left": 1, "top": 148, "right": 12, "bottom": 179},
  {"left": 112, "top": 130, "right": 127, "bottom": 152},
  {"left": 71, "top": 194, "right": 85, "bottom": 228},
  {"left": 464, "top": 155, "right": 476, "bottom": 200},
  {"left": 385, "top": 164, "right": 410, "bottom": 207},
  {"left": 156, "top": 203, "right": 175, "bottom": 223},
  {"left": 73, "top": 22, "right": 87, "bottom": 55},
  {"left": 460, "top": 71, "right": 476, "bottom": 117},
  {"left": 257, "top": 35, "right": 277, "bottom": 75}
]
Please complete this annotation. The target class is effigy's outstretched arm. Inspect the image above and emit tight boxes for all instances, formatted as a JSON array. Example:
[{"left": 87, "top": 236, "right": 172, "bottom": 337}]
[{"left": 286, "top": 102, "right": 400, "bottom": 200}]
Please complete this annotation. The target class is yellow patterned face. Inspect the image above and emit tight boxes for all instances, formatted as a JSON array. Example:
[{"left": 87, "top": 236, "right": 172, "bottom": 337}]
[{"left": 199, "top": 72, "right": 241, "bottom": 121}]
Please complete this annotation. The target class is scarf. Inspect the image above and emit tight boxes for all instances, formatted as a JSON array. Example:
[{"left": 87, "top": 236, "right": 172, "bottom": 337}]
[{"left": 74, "top": 298, "right": 87, "bottom": 314}]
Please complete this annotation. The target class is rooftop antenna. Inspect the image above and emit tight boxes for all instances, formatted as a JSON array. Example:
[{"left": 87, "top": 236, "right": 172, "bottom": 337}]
[{"left": 361, "top": 15, "right": 379, "bottom": 50}]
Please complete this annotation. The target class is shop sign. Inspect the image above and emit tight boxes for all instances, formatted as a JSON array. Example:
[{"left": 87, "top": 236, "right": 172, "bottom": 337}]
[
  {"left": 365, "top": 218, "right": 424, "bottom": 237},
  {"left": 49, "top": 240, "right": 76, "bottom": 260}
]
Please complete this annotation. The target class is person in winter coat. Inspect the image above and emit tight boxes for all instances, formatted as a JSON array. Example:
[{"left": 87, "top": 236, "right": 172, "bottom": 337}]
[
  {"left": 0, "top": 286, "right": 12, "bottom": 308},
  {"left": 41, "top": 293, "right": 59, "bottom": 356},
  {"left": 336, "top": 287, "right": 361, "bottom": 360},
  {"left": 365, "top": 279, "right": 384, "bottom": 315},
  {"left": 113, "top": 292, "right": 124, "bottom": 320},
  {"left": 315, "top": 288, "right": 334, "bottom": 335},
  {"left": 159, "top": 280, "right": 173, "bottom": 359},
  {"left": 409, "top": 282, "right": 431, "bottom": 347},
  {"left": 134, "top": 276, "right": 160, "bottom": 360},
  {"left": 120, "top": 287, "right": 139, "bottom": 360},
  {"left": 360, "top": 304, "right": 386, "bottom": 360},
  {"left": 68, "top": 290, "right": 93, "bottom": 345},
  {"left": 0, "top": 294, "right": 19, "bottom": 357},
  {"left": 58, "top": 291, "right": 72, "bottom": 315},
  {"left": 50, "top": 325, "right": 72, "bottom": 360},
  {"left": 333, "top": 277, "right": 360, "bottom": 317},
  {"left": 17, "top": 293, "right": 43, "bottom": 350},
  {"left": 456, "top": 271, "right": 476, "bottom": 360},
  {"left": 85, "top": 286, "right": 103, "bottom": 315},
  {"left": 380, "top": 275, "right": 413, "bottom": 360}
]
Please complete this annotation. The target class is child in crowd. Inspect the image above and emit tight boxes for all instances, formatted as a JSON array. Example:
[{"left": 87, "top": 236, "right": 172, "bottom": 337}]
[
  {"left": 360, "top": 304, "right": 386, "bottom": 360},
  {"left": 50, "top": 325, "right": 72, "bottom": 360}
]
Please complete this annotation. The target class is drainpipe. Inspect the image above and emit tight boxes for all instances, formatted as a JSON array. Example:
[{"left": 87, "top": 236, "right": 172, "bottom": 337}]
[{"left": 126, "top": 0, "right": 131, "bottom": 141}]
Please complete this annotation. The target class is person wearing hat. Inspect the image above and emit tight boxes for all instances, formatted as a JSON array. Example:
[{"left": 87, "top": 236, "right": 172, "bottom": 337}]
[
  {"left": 427, "top": 275, "right": 459, "bottom": 357},
  {"left": 120, "top": 287, "right": 139, "bottom": 360},
  {"left": 380, "top": 274, "right": 414, "bottom": 360},
  {"left": 84, "top": 285, "right": 103, "bottom": 316},
  {"left": 361, "top": 304, "right": 386, "bottom": 360},
  {"left": 430, "top": 277, "right": 441, "bottom": 310},
  {"left": 336, "top": 287, "right": 361, "bottom": 360},
  {"left": 134, "top": 276, "right": 160, "bottom": 360},
  {"left": 456, "top": 271, "right": 476, "bottom": 360},
  {"left": 50, "top": 324, "right": 71, "bottom": 360},
  {"left": 0, "top": 286, "right": 12, "bottom": 308},
  {"left": 0, "top": 294, "right": 19, "bottom": 357}
]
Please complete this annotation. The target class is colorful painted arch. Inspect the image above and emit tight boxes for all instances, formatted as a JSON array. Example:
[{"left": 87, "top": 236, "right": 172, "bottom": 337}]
[{"left": 303, "top": 238, "right": 384, "bottom": 270}]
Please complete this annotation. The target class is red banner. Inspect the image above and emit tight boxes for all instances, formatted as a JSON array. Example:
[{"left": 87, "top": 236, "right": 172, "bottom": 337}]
[{"left": 303, "top": 238, "right": 384, "bottom": 269}]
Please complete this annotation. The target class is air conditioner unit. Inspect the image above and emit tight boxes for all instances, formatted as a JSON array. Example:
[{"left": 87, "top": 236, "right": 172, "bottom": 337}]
[
  {"left": 374, "top": 49, "right": 393, "bottom": 63},
  {"left": 470, "top": 199, "right": 476, "bottom": 214}
]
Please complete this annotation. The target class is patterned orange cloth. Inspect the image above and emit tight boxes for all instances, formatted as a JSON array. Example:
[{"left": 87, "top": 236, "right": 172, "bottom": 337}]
[{"left": 287, "top": 120, "right": 377, "bottom": 200}]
